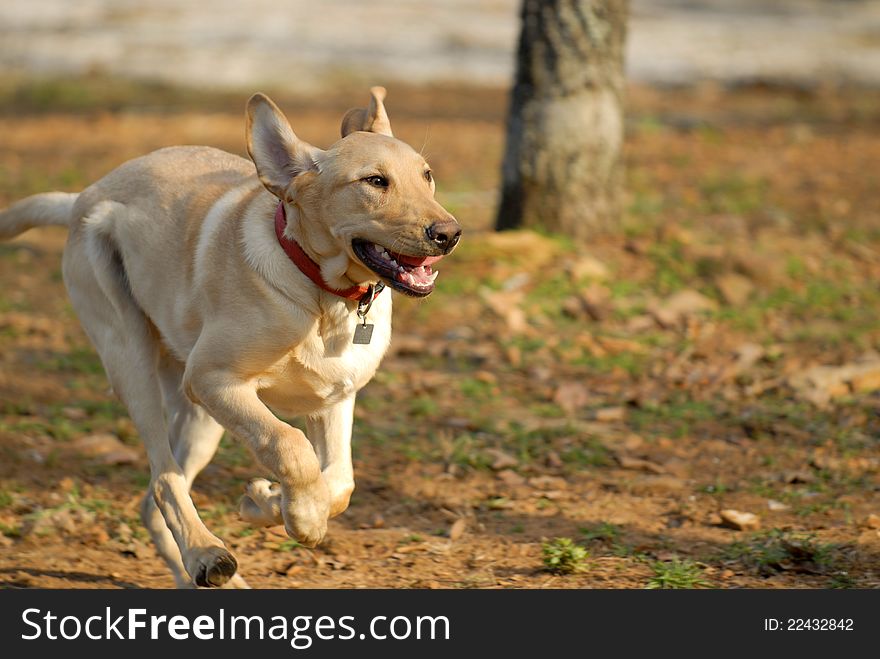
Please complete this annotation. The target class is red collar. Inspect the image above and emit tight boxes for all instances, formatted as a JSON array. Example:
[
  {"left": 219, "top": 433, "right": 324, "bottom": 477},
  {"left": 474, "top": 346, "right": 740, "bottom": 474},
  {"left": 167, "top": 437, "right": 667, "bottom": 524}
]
[{"left": 274, "top": 202, "right": 383, "bottom": 303}]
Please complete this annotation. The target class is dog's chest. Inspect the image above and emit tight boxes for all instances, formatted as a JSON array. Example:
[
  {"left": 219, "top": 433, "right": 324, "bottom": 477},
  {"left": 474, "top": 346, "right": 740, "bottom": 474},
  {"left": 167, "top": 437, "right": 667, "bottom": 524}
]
[{"left": 257, "top": 301, "right": 391, "bottom": 415}]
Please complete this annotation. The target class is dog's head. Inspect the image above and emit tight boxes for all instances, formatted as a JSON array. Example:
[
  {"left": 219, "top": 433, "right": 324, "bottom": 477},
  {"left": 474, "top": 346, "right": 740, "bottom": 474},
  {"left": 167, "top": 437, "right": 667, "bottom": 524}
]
[{"left": 245, "top": 88, "right": 461, "bottom": 297}]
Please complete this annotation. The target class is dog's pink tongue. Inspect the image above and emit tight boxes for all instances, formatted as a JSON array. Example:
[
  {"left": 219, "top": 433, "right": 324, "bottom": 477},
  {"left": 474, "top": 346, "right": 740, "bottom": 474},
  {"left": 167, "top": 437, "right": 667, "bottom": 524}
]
[{"left": 392, "top": 252, "right": 444, "bottom": 267}]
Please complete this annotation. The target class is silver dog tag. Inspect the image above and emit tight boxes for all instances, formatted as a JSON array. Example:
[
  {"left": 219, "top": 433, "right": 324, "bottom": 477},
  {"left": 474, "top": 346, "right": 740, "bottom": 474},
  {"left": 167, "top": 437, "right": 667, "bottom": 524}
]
[
  {"left": 353, "top": 284, "right": 378, "bottom": 345},
  {"left": 353, "top": 322, "right": 374, "bottom": 345}
]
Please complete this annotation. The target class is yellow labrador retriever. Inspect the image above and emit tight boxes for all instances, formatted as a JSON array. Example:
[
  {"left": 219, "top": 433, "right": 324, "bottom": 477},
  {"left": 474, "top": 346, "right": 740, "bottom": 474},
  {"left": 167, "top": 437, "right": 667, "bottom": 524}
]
[{"left": 0, "top": 88, "right": 461, "bottom": 588}]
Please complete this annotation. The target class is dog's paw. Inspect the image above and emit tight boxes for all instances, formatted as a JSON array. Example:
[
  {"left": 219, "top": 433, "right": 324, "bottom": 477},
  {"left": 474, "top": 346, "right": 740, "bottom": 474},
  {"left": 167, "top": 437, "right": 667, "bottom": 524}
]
[
  {"left": 281, "top": 479, "right": 331, "bottom": 548},
  {"left": 239, "top": 477, "right": 330, "bottom": 547},
  {"left": 239, "top": 478, "right": 282, "bottom": 526},
  {"left": 184, "top": 546, "right": 238, "bottom": 588}
]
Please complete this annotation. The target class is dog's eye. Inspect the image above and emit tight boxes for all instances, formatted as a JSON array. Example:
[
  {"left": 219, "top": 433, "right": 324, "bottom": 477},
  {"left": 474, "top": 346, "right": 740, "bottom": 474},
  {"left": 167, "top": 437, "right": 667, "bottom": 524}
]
[
  {"left": 424, "top": 170, "right": 433, "bottom": 184},
  {"left": 363, "top": 175, "right": 389, "bottom": 189}
]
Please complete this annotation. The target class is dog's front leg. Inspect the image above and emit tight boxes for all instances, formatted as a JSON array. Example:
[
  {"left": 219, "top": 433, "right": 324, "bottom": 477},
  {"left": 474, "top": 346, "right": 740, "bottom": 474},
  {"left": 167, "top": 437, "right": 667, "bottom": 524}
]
[
  {"left": 185, "top": 367, "right": 331, "bottom": 547},
  {"left": 239, "top": 396, "right": 355, "bottom": 532},
  {"left": 307, "top": 396, "right": 356, "bottom": 517}
]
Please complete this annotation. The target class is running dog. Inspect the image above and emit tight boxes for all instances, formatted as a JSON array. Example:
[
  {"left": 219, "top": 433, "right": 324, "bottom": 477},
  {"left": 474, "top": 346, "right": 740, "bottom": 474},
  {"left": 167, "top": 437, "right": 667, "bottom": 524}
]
[{"left": 0, "top": 88, "right": 461, "bottom": 587}]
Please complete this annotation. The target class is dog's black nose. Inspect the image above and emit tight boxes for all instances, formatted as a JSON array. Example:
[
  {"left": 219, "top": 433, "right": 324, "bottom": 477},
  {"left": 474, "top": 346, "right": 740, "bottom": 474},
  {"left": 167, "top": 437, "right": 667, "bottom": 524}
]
[{"left": 426, "top": 221, "right": 462, "bottom": 253}]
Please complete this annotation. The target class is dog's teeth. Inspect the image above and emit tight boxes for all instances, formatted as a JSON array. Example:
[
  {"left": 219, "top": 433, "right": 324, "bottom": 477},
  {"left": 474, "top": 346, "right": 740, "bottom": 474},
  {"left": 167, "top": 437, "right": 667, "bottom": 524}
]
[
  {"left": 373, "top": 244, "right": 382, "bottom": 253},
  {"left": 428, "top": 271, "right": 438, "bottom": 283}
]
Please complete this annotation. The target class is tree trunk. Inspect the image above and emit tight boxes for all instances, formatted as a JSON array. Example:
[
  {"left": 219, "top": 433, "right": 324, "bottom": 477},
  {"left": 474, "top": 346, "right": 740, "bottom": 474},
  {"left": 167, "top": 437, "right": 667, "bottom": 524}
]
[{"left": 496, "top": 0, "right": 628, "bottom": 239}]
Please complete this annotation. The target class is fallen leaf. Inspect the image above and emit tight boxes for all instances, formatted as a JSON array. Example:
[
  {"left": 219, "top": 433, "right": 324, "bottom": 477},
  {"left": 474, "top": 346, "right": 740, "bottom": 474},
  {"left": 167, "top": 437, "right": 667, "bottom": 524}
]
[
  {"left": 788, "top": 358, "right": 880, "bottom": 406},
  {"left": 71, "top": 433, "right": 139, "bottom": 465},
  {"left": 480, "top": 289, "right": 528, "bottom": 334},
  {"left": 615, "top": 454, "right": 666, "bottom": 474},
  {"left": 449, "top": 518, "right": 467, "bottom": 542}
]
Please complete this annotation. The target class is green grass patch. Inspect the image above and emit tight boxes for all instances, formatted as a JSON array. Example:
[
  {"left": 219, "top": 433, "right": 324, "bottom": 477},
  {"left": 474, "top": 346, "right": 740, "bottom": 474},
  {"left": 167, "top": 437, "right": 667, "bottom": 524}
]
[
  {"left": 698, "top": 173, "right": 768, "bottom": 215},
  {"left": 646, "top": 559, "right": 712, "bottom": 589},
  {"left": 542, "top": 537, "right": 589, "bottom": 574},
  {"left": 718, "top": 529, "right": 840, "bottom": 576},
  {"left": 0, "top": 522, "right": 21, "bottom": 538},
  {"left": 628, "top": 396, "right": 719, "bottom": 439},
  {"left": 580, "top": 522, "right": 622, "bottom": 543},
  {"left": 38, "top": 347, "right": 104, "bottom": 376},
  {"left": 275, "top": 538, "right": 303, "bottom": 552}
]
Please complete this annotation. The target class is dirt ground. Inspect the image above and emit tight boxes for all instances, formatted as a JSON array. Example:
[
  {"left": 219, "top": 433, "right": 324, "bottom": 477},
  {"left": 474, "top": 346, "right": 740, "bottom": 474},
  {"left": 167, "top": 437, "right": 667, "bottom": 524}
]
[{"left": 1, "top": 80, "right": 879, "bottom": 589}]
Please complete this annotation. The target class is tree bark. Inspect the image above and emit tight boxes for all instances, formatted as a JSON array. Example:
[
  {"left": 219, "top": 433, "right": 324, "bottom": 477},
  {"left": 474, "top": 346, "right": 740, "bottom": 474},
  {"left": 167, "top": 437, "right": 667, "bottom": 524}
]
[{"left": 496, "top": 0, "right": 628, "bottom": 239}]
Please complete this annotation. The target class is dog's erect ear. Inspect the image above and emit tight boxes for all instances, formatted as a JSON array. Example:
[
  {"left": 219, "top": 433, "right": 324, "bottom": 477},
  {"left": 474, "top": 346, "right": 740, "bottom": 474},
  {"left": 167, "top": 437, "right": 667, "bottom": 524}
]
[
  {"left": 340, "top": 86, "right": 393, "bottom": 138},
  {"left": 246, "top": 93, "right": 323, "bottom": 199}
]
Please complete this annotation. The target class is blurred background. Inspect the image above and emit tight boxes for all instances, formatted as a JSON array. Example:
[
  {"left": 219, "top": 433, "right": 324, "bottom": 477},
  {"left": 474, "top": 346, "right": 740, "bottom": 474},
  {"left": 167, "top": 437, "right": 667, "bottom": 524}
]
[
  {"left": 2, "top": 0, "right": 880, "bottom": 89},
  {"left": 1, "top": 1, "right": 879, "bottom": 590}
]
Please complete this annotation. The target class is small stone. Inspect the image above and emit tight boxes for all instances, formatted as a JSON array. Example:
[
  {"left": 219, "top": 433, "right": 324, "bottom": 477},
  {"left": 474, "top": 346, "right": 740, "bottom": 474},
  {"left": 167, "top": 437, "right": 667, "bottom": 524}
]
[
  {"left": 767, "top": 499, "right": 790, "bottom": 512},
  {"left": 719, "top": 509, "right": 761, "bottom": 531}
]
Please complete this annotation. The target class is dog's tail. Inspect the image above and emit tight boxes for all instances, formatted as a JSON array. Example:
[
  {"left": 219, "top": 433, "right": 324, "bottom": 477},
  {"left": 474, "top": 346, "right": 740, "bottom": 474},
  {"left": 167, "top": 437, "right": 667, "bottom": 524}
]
[{"left": 0, "top": 192, "right": 78, "bottom": 241}]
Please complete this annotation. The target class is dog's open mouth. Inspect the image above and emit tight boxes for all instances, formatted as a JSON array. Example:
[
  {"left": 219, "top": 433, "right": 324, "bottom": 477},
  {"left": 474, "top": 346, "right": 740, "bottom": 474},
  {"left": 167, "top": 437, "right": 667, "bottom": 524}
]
[{"left": 352, "top": 239, "right": 442, "bottom": 297}]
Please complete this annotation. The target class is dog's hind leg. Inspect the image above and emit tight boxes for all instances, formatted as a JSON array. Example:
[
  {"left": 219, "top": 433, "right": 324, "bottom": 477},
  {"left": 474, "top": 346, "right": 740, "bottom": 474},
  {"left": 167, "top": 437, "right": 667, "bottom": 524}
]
[
  {"left": 139, "top": 354, "right": 250, "bottom": 588},
  {"left": 63, "top": 206, "right": 238, "bottom": 588}
]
